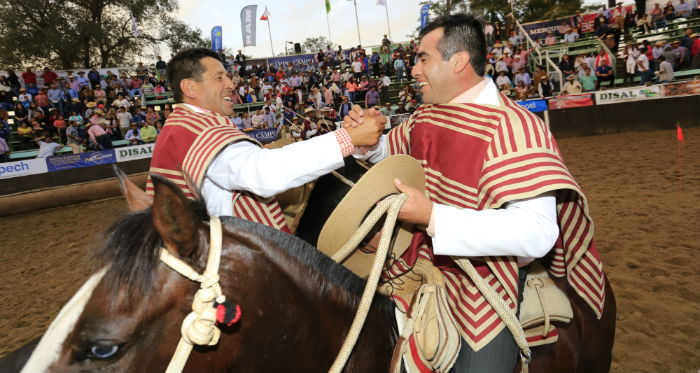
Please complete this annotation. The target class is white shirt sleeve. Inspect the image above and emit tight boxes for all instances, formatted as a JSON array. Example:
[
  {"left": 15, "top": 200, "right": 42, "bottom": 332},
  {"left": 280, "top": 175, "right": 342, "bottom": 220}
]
[
  {"left": 431, "top": 193, "right": 559, "bottom": 261},
  {"left": 352, "top": 133, "right": 389, "bottom": 163},
  {"left": 201, "top": 132, "right": 345, "bottom": 216}
]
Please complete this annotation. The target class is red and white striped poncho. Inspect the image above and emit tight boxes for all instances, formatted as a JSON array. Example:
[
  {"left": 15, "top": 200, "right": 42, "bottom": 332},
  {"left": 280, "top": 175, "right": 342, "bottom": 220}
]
[
  {"left": 147, "top": 105, "right": 289, "bottom": 232},
  {"left": 384, "top": 95, "right": 606, "bottom": 351}
]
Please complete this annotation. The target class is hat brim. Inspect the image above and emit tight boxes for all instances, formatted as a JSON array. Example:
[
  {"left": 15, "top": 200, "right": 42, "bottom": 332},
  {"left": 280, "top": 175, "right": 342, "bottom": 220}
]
[{"left": 317, "top": 155, "right": 426, "bottom": 278}]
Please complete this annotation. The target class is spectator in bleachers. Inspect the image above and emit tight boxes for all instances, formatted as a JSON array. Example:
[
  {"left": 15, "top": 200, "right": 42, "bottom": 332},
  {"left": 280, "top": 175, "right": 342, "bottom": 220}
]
[
  {"left": 139, "top": 120, "right": 157, "bottom": 143},
  {"left": 0, "top": 134, "right": 9, "bottom": 162},
  {"left": 35, "top": 89, "right": 50, "bottom": 113},
  {"left": 22, "top": 67, "right": 36, "bottom": 88},
  {"left": 651, "top": 3, "right": 667, "bottom": 30},
  {"left": 35, "top": 133, "right": 62, "bottom": 157},
  {"left": 75, "top": 71, "right": 88, "bottom": 88},
  {"left": 364, "top": 86, "right": 380, "bottom": 108},
  {"left": 26, "top": 82, "right": 38, "bottom": 97},
  {"left": 125, "top": 123, "right": 142, "bottom": 145},
  {"left": 580, "top": 67, "right": 597, "bottom": 91},
  {"left": 6, "top": 70, "right": 20, "bottom": 95},
  {"left": 128, "top": 76, "right": 142, "bottom": 98},
  {"left": 496, "top": 70, "right": 513, "bottom": 94},
  {"left": 672, "top": 40, "right": 689, "bottom": 69},
  {"left": 86, "top": 114, "right": 113, "bottom": 149},
  {"left": 380, "top": 102, "right": 395, "bottom": 116},
  {"left": 514, "top": 67, "right": 532, "bottom": 89},
  {"left": 691, "top": 33, "right": 700, "bottom": 68},
  {"left": 559, "top": 53, "right": 575, "bottom": 78},
  {"left": 571, "top": 10, "right": 584, "bottom": 33},
  {"left": 63, "top": 81, "right": 78, "bottom": 102},
  {"left": 13, "top": 102, "right": 28, "bottom": 126},
  {"left": 538, "top": 74, "right": 553, "bottom": 97},
  {"left": 514, "top": 80, "right": 529, "bottom": 100},
  {"left": 664, "top": 1, "right": 676, "bottom": 22},
  {"left": 484, "top": 21, "right": 494, "bottom": 46},
  {"left": 677, "top": 0, "right": 692, "bottom": 17},
  {"left": 594, "top": 48, "right": 612, "bottom": 70},
  {"left": 623, "top": 44, "right": 639, "bottom": 85},
  {"left": 263, "top": 107, "right": 275, "bottom": 129},
  {"left": 0, "top": 76, "right": 12, "bottom": 110},
  {"left": 47, "top": 83, "right": 65, "bottom": 113},
  {"left": 595, "top": 59, "right": 614, "bottom": 88},
  {"left": 116, "top": 106, "right": 132, "bottom": 136},
  {"left": 145, "top": 106, "right": 159, "bottom": 127},
  {"left": 637, "top": 46, "right": 652, "bottom": 85},
  {"left": 544, "top": 31, "right": 557, "bottom": 46},
  {"left": 563, "top": 28, "right": 579, "bottom": 43},
  {"left": 41, "top": 67, "right": 57, "bottom": 88},
  {"left": 17, "top": 121, "right": 34, "bottom": 145},
  {"left": 66, "top": 120, "right": 83, "bottom": 153},
  {"left": 53, "top": 114, "right": 67, "bottom": 143},
  {"left": 87, "top": 67, "right": 101, "bottom": 89},
  {"left": 657, "top": 55, "right": 675, "bottom": 83},
  {"left": 562, "top": 74, "right": 582, "bottom": 95}
]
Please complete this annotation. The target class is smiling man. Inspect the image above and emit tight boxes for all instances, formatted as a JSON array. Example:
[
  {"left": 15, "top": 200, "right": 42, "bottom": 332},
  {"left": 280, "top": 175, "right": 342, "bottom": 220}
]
[
  {"left": 147, "top": 48, "right": 384, "bottom": 229},
  {"left": 344, "top": 14, "right": 608, "bottom": 372}
]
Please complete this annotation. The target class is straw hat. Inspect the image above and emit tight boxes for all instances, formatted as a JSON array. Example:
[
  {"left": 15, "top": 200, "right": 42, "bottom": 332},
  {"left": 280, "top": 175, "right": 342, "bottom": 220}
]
[
  {"left": 691, "top": 33, "right": 698, "bottom": 38},
  {"left": 655, "top": 40, "right": 665, "bottom": 46},
  {"left": 86, "top": 102, "right": 97, "bottom": 108},
  {"left": 493, "top": 42, "right": 503, "bottom": 47},
  {"left": 304, "top": 107, "right": 315, "bottom": 113},
  {"left": 317, "top": 155, "right": 426, "bottom": 278},
  {"left": 566, "top": 74, "right": 576, "bottom": 81},
  {"left": 72, "top": 97, "right": 80, "bottom": 102},
  {"left": 321, "top": 106, "right": 331, "bottom": 112}
]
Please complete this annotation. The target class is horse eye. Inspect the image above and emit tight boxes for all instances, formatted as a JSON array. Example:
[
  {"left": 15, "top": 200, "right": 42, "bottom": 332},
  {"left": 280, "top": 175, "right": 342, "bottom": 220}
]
[{"left": 90, "top": 344, "right": 119, "bottom": 359}]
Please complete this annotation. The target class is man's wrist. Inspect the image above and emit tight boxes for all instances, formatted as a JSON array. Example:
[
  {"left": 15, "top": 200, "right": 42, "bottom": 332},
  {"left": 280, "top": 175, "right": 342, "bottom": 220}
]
[{"left": 334, "top": 128, "right": 354, "bottom": 157}]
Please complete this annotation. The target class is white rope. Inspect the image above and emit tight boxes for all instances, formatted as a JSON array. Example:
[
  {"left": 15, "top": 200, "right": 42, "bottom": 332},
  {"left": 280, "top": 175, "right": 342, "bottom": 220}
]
[
  {"left": 159, "top": 216, "right": 227, "bottom": 373},
  {"left": 453, "top": 258, "right": 531, "bottom": 372},
  {"left": 329, "top": 193, "right": 407, "bottom": 373}
]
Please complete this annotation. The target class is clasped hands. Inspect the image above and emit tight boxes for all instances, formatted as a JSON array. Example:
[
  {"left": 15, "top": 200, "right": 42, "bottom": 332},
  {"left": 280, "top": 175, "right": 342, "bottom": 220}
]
[{"left": 342, "top": 104, "right": 433, "bottom": 226}]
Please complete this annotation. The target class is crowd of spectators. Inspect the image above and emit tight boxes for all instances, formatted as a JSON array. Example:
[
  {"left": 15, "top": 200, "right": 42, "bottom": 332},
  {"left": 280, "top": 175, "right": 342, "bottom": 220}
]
[{"left": 1, "top": 3, "right": 699, "bottom": 160}]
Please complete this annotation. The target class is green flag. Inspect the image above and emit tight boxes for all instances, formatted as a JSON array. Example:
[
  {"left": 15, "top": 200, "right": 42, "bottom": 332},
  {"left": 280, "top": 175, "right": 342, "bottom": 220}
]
[{"left": 325, "top": 0, "right": 331, "bottom": 13}]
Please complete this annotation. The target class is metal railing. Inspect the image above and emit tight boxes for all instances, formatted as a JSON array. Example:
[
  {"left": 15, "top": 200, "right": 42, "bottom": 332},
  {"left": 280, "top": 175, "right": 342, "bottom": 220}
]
[{"left": 515, "top": 20, "right": 563, "bottom": 90}]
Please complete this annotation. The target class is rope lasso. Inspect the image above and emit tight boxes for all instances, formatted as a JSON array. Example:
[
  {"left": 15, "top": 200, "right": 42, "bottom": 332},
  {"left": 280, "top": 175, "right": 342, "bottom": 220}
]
[
  {"left": 329, "top": 193, "right": 407, "bottom": 373},
  {"left": 159, "top": 216, "right": 240, "bottom": 373}
]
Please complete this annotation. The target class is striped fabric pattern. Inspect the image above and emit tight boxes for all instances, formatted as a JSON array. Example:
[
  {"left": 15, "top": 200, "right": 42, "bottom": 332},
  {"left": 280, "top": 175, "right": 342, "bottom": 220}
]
[
  {"left": 384, "top": 96, "right": 606, "bottom": 350},
  {"left": 147, "top": 105, "right": 289, "bottom": 232}
]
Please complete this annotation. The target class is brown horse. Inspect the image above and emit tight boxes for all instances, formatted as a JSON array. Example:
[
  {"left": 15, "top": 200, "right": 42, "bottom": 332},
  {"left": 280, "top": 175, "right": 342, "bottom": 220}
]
[
  {"left": 4, "top": 164, "right": 616, "bottom": 372},
  {"left": 16, "top": 174, "right": 397, "bottom": 372}
]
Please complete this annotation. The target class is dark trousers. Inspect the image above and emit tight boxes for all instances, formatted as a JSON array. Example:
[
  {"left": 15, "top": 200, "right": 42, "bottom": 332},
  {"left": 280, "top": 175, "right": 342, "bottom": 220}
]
[
  {"left": 449, "top": 266, "right": 528, "bottom": 373},
  {"left": 96, "top": 134, "right": 113, "bottom": 149}
]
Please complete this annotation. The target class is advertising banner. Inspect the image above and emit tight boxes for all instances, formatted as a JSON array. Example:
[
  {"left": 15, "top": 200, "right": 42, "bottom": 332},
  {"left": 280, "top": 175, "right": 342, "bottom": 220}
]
[
  {"left": 521, "top": 5, "right": 634, "bottom": 40},
  {"left": 517, "top": 99, "right": 548, "bottom": 113},
  {"left": 211, "top": 26, "right": 223, "bottom": 52},
  {"left": 267, "top": 53, "right": 316, "bottom": 70},
  {"left": 240, "top": 5, "right": 257, "bottom": 47},
  {"left": 0, "top": 158, "right": 48, "bottom": 179},
  {"left": 662, "top": 80, "right": 700, "bottom": 98},
  {"left": 595, "top": 85, "right": 662, "bottom": 105},
  {"left": 245, "top": 128, "right": 279, "bottom": 144},
  {"left": 46, "top": 149, "right": 116, "bottom": 172},
  {"left": 548, "top": 93, "right": 594, "bottom": 110},
  {"left": 115, "top": 143, "right": 155, "bottom": 162}
]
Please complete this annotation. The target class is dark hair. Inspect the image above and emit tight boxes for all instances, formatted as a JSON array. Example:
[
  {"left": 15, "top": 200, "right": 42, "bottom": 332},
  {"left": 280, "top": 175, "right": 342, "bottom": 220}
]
[
  {"left": 166, "top": 48, "right": 221, "bottom": 102},
  {"left": 419, "top": 13, "right": 487, "bottom": 76}
]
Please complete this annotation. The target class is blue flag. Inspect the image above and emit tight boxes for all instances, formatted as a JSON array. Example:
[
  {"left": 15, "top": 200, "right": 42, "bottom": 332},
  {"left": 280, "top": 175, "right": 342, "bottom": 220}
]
[
  {"left": 211, "top": 26, "right": 223, "bottom": 52},
  {"left": 420, "top": 4, "right": 431, "bottom": 29}
]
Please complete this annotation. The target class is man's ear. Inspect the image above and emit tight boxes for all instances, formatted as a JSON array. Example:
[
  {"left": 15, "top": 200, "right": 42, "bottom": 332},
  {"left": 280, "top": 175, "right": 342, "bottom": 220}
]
[
  {"left": 451, "top": 51, "right": 471, "bottom": 74},
  {"left": 180, "top": 78, "right": 197, "bottom": 100}
]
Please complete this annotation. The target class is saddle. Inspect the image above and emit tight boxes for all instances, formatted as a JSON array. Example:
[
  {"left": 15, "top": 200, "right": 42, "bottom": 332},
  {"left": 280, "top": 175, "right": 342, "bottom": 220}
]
[{"left": 381, "top": 259, "right": 574, "bottom": 372}]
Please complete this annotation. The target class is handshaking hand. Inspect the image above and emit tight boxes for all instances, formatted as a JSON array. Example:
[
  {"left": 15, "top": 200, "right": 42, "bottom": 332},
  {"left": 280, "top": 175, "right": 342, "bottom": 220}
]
[{"left": 343, "top": 104, "right": 386, "bottom": 147}]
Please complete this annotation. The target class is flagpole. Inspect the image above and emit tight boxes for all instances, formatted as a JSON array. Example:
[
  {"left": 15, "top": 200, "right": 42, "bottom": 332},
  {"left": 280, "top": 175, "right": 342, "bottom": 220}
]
[
  {"left": 384, "top": 1, "right": 392, "bottom": 41},
  {"left": 267, "top": 19, "right": 275, "bottom": 56},
  {"left": 353, "top": 0, "right": 362, "bottom": 46},
  {"left": 327, "top": 12, "right": 332, "bottom": 43}
]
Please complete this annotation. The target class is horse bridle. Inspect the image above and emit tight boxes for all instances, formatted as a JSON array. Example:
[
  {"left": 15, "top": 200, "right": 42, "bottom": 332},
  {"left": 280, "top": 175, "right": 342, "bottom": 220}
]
[{"left": 158, "top": 216, "right": 239, "bottom": 373}]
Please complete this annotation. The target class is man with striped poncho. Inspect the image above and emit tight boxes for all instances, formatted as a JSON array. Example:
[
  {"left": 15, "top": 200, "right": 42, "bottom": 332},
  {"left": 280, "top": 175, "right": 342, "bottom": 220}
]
[
  {"left": 147, "top": 48, "right": 384, "bottom": 231},
  {"left": 344, "top": 13, "right": 608, "bottom": 373}
]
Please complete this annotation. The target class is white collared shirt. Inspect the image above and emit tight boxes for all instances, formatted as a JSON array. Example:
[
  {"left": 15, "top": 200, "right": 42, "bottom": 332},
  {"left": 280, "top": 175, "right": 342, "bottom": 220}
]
[{"left": 188, "top": 104, "right": 345, "bottom": 217}]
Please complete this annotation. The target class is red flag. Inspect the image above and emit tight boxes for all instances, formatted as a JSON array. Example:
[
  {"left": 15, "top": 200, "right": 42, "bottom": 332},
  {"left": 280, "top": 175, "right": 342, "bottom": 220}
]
[
  {"left": 260, "top": 7, "right": 269, "bottom": 21},
  {"left": 677, "top": 124, "right": 685, "bottom": 144}
]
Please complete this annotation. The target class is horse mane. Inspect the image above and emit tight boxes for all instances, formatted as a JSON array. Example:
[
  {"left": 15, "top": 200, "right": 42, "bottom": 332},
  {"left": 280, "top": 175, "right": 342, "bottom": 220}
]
[{"left": 90, "top": 201, "right": 394, "bottom": 317}]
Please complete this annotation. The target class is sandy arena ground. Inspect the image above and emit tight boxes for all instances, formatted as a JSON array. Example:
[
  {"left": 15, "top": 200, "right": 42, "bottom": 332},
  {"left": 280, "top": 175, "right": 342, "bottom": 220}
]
[{"left": 0, "top": 127, "right": 698, "bottom": 371}]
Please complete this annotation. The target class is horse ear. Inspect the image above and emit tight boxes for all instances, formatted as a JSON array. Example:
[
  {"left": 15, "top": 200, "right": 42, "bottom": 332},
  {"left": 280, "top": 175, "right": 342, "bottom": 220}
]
[
  {"left": 114, "top": 166, "right": 153, "bottom": 211},
  {"left": 151, "top": 174, "right": 199, "bottom": 258}
]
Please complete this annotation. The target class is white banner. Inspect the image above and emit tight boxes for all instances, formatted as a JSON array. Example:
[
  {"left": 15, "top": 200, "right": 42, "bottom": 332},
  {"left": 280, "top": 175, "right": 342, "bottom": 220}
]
[
  {"left": 240, "top": 5, "right": 257, "bottom": 47},
  {"left": 595, "top": 85, "right": 663, "bottom": 105},
  {"left": 0, "top": 158, "right": 48, "bottom": 179},
  {"left": 115, "top": 143, "right": 155, "bottom": 162}
]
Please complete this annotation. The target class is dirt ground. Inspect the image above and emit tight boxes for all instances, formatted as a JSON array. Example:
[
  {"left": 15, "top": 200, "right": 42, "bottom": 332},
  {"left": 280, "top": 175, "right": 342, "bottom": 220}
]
[{"left": 0, "top": 127, "right": 698, "bottom": 372}]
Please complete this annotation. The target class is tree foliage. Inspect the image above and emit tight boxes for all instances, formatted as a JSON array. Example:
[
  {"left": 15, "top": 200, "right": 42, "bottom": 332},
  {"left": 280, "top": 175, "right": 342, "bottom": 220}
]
[
  {"left": 0, "top": 0, "right": 207, "bottom": 69},
  {"left": 301, "top": 36, "right": 334, "bottom": 54}
]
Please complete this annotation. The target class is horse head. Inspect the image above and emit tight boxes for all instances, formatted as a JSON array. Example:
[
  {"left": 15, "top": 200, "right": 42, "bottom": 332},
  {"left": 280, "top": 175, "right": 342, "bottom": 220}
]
[{"left": 20, "top": 169, "right": 397, "bottom": 372}]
